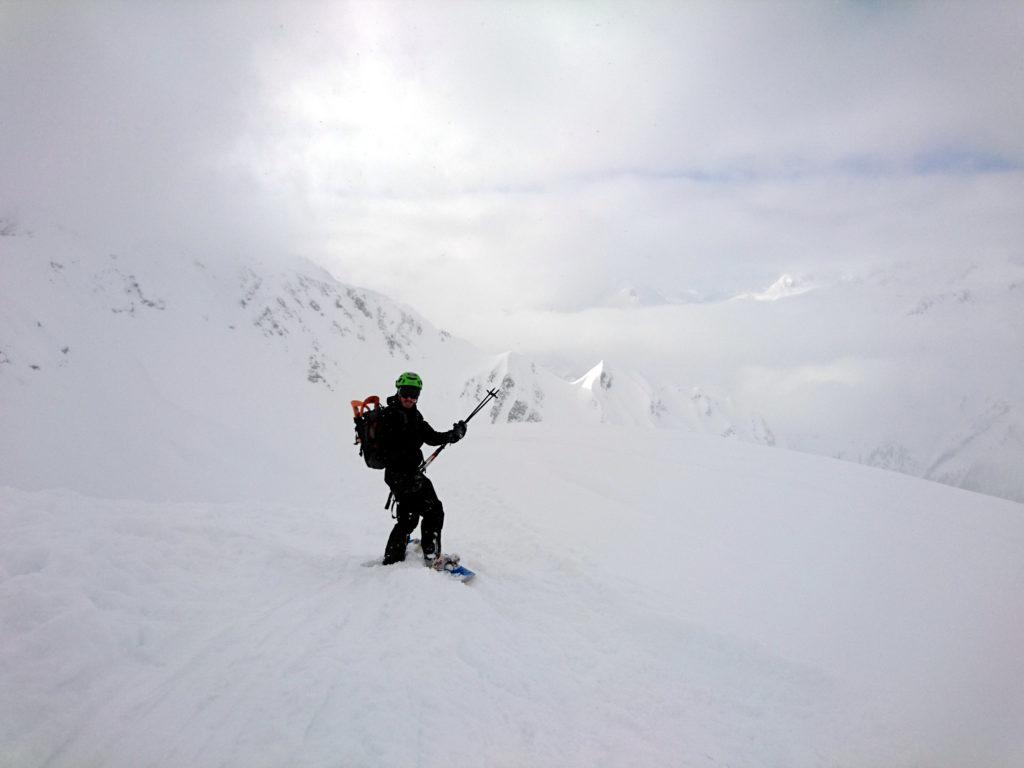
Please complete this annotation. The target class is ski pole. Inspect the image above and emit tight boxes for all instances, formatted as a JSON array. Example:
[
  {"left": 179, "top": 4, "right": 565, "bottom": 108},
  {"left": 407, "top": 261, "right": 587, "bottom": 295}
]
[
  {"left": 384, "top": 388, "right": 500, "bottom": 510},
  {"left": 419, "top": 387, "right": 500, "bottom": 472}
]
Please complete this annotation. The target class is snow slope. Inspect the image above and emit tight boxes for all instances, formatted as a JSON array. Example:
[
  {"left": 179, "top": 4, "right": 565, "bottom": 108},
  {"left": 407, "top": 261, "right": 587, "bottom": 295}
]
[
  {"left": 2, "top": 228, "right": 1023, "bottom": 766},
  {"left": 3, "top": 427, "right": 1022, "bottom": 767}
]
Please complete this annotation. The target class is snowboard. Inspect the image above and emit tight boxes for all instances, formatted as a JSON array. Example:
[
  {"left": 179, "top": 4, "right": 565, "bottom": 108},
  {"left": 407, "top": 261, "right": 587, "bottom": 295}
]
[
  {"left": 410, "top": 537, "right": 476, "bottom": 583},
  {"left": 361, "top": 538, "right": 476, "bottom": 583},
  {"left": 439, "top": 561, "right": 476, "bottom": 583}
]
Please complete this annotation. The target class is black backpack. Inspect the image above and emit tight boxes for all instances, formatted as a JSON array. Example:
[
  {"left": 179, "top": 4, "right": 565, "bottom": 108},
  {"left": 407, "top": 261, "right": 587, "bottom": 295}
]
[{"left": 351, "top": 396, "right": 388, "bottom": 469}]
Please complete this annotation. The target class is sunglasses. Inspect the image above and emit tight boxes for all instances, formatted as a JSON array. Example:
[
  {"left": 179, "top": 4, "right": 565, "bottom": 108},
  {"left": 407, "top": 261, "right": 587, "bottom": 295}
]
[{"left": 398, "top": 387, "right": 420, "bottom": 400}]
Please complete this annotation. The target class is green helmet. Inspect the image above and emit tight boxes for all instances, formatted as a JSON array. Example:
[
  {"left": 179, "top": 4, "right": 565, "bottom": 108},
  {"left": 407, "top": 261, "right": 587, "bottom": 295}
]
[{"left": 395, "top": 371, "right": 423, "bottom": 390}]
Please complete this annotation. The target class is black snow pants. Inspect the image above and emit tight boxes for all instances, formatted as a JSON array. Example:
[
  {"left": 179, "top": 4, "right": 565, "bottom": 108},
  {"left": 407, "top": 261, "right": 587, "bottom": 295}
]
[{"left": 382, "top": 471, "right": 444, "bottom": 565}]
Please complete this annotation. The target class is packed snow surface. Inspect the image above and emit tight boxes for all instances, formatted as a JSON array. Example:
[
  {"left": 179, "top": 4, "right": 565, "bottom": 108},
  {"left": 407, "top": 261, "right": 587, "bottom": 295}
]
[{"left": 3, "top": 425, "right": 1022, "bottom": 767}]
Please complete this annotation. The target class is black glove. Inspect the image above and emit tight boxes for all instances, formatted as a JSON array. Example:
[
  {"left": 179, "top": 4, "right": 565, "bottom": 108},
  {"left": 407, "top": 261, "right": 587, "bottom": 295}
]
[{"left": 450, "top": 420, "right": 467, "bottom": 443}]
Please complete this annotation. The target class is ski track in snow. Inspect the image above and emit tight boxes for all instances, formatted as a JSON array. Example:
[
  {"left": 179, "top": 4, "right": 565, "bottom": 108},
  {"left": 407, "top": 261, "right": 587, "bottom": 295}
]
[
  {"left": 3, "top": 427, "right": 1023, "bottom": 767},
  {"left": 1, "top": 495, "right": 865, "bottom": 767}
]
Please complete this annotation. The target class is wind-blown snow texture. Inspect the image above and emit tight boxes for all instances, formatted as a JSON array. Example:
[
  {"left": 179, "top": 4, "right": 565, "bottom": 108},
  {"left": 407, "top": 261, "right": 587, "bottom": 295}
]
[
  {"left": 2, "top": 228, "right": 1023, "bottom": 766},
  {"left": 3, "top": 430, "right": 1023, "bottom": 767}
]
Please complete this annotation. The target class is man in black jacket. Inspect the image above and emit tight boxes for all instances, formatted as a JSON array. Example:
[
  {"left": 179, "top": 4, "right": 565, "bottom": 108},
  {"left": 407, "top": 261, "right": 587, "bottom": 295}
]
[{"left": 381, "top": 372, "right": 466, "bottom": 566}]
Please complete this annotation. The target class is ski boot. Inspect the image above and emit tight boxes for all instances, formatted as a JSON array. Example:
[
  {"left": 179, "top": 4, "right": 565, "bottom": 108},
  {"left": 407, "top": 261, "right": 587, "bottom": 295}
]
[{"left": 424, "top": 552, "right": 461, "bottom": 572}]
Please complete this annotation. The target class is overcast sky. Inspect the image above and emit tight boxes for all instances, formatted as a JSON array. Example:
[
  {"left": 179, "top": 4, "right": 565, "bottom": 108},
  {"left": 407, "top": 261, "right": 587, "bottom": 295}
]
[{"left": 2, "top": 1, "right": 1022, "bottom": 352}]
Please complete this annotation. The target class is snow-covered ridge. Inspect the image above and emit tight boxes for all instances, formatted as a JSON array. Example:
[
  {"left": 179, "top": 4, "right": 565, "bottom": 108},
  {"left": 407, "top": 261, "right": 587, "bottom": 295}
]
[
  {"left": 2, "top": 227, "right": 1022, "bottom": 503},
  {"left": 1, "top": 236, "right": 455, "bottom": 388},
  {"left": 533, "top": 260, "right": 1024, "bottom": 502},
  {"left": 732, "top": 273, "right": 818, "bottom": 301},
  {"left": 460, "top": 351, "right": 548, "bottom": 424},
  {"left": 573, "top": 359, "right": 613, "bottom": 391},
  {"left": 603, "top": 274, "right": 821, "bottom": 309},
  {"left": 9, "top": 227, "right": 777, "bottom": 503},
  {"left": 0, "top": 228, "right": 482, "bottom": 502}
]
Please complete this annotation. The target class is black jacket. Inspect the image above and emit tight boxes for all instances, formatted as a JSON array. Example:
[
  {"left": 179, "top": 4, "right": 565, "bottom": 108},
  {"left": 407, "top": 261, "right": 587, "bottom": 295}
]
[{"left": 381, "top": 395, "right": 453, "bottom": 476}]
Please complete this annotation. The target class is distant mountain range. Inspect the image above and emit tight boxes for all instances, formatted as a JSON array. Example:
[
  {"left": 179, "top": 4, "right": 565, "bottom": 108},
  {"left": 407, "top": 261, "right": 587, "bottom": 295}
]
[
  {"left": 2, "top": 226, "right": 1021, "bottom": 503},
  {"left": 603, "top": 274, "right": 818, "bottom": 308}
]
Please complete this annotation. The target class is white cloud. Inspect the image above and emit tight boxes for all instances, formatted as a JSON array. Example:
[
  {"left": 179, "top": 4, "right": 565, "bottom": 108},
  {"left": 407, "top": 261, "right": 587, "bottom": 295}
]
[
  {"left": 2, "top": 1, "right": 1021, "bottom": 342},
  {"left": 236, "top": 2, "right": 1024, "bottom": 190}
]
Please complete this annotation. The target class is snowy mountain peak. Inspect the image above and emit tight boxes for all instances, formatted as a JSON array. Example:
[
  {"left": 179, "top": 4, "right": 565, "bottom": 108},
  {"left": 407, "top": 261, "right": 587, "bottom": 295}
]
[
  {"left": 458, "top": 351, "right": 551, "bottom": 425},
  {"left": 0, "top": 227, "right": 486, "bottom": 501},
  {"left": 734, "top": 273, "right": 817, "bottom": 302},
  {"left": 573, "top": 360, "right": 612, "bottom": 391}
]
